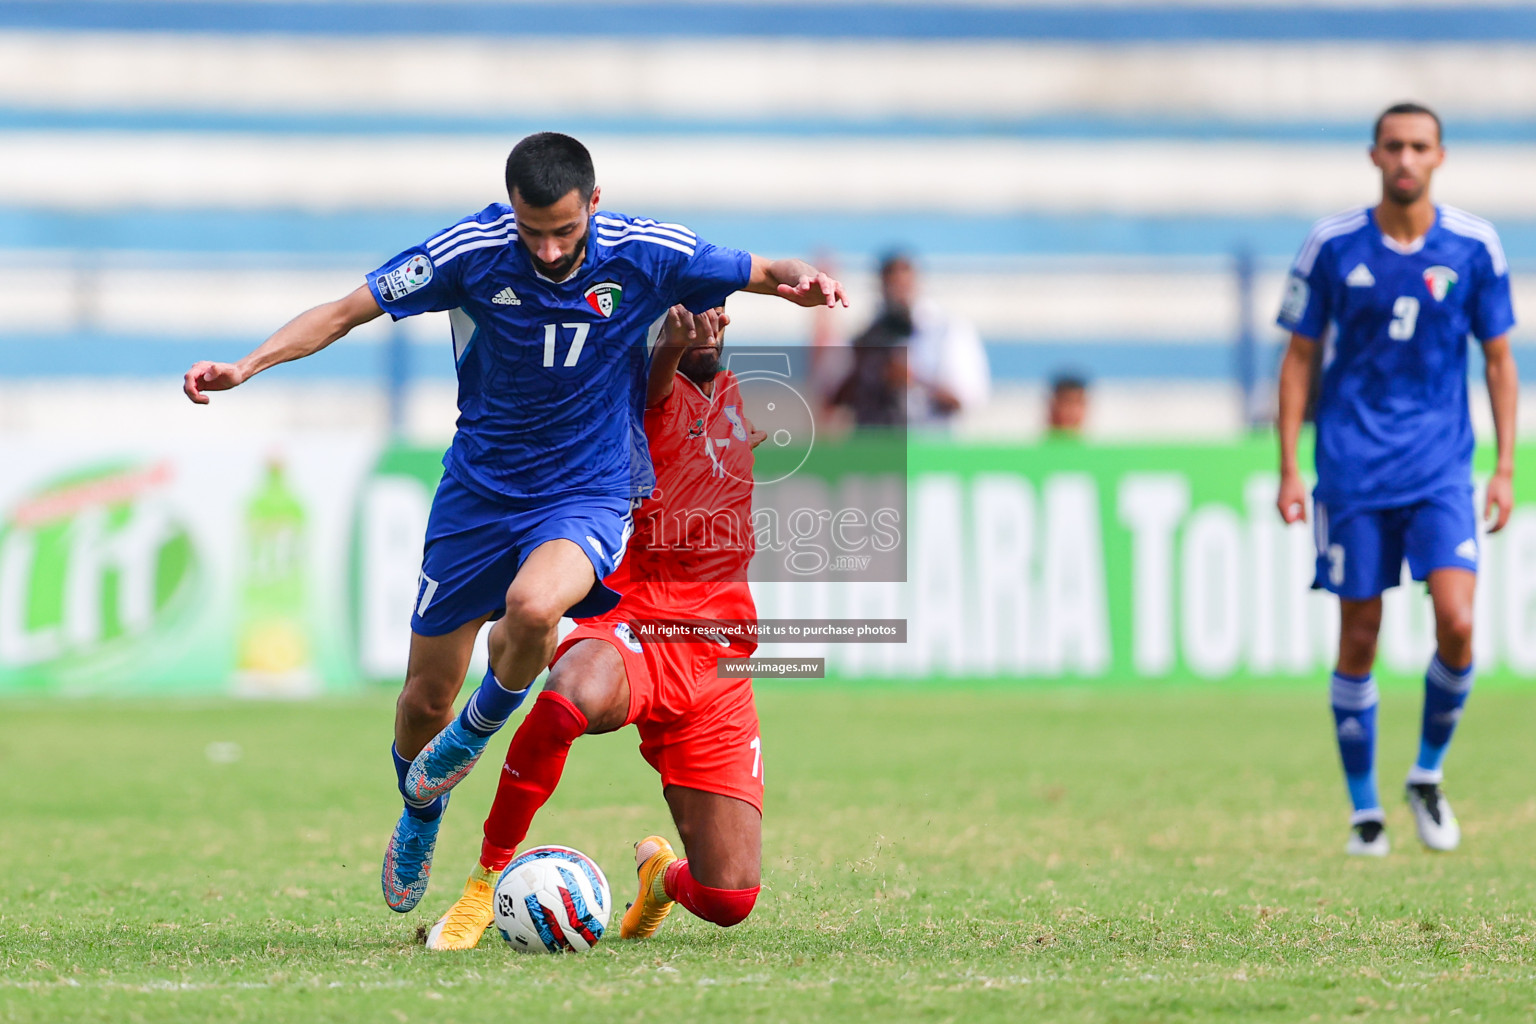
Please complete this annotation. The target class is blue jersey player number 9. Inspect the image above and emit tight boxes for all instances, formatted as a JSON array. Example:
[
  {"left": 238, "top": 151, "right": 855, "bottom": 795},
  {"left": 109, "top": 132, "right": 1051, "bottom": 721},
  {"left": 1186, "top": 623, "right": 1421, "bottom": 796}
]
[{"left": 1387, "top": 296, "right": 1418, "bottom": 340}]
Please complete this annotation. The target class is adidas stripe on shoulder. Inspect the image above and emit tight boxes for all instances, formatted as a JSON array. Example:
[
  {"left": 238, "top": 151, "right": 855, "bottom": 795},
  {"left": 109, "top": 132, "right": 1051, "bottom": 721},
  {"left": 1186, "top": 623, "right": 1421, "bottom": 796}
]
[
  {"left": 429, "top": 211, "right": 515, "bottom": 254},
  {"left": 427, "top": 209, "right": 517, "bottom": 266},
  {"left": 596, "top": 233, "right": 696, "bottom": 257},
  {"left": 594, "top": 214, "right": 697, "bottom": 257},
  {"left": 1294, "top": 207, "right": 1369, "bottom": 276},
  {"left": 594, "top": 214, "right": 695, "bottom": 242},
  {"left": 435, "top": 235, "right": 513, "bottom": 266},
  {"left": 1440, "top": 205, "right": 1508, "bottom": 276}
]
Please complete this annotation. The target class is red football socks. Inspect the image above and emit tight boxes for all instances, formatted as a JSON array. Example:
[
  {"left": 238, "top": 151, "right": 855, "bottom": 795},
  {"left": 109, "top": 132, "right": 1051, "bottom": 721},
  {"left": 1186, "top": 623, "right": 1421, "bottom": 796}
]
[
  {"left": 479, "top": 690, "right": 589, "bottom": 871},
  {"left": 663, "top": 860, "right": 759, "bottom": 927}
]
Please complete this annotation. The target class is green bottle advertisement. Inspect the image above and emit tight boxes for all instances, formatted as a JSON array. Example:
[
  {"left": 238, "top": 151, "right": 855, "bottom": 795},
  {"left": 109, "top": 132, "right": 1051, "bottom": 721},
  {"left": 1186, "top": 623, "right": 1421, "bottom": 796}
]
[{"left": 235, "top": 456, "right": 316, "bottom": 696}]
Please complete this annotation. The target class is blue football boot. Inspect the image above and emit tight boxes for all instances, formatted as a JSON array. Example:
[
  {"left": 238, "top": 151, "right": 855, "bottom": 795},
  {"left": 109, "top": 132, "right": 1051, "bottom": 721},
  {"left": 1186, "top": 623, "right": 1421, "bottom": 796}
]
[
  {"left": 381, "top": 795, "right": 448, "bottom": 913},
  {"left": 405, "top": 718, "right": 492, "bottom": 803}
]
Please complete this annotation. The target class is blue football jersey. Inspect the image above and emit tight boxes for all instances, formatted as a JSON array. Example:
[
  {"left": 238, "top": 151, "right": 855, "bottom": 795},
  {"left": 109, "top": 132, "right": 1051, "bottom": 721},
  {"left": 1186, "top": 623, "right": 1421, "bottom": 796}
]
[
  {"left": 1277, "top": 205, "right": 1515, "bottom": 509},
  {"left": 366, "top": 205, "right": 751, "bottom": 503}
]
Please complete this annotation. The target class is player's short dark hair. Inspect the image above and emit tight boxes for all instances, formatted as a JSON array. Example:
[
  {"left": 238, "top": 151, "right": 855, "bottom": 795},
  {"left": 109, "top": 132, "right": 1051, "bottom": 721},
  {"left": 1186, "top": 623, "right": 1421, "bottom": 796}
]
[
  {"left": 1373, "top": 102, "right": 1442, "bottom": 145},
  {"left": 878, "top": 250, "right": 914, "bottom": 279},
  {"left": 504, "top": 132, "right": 595, "bottom": 207},
  {"left": 1050, "top": 372, "right": 1088, "bottom": 394}
]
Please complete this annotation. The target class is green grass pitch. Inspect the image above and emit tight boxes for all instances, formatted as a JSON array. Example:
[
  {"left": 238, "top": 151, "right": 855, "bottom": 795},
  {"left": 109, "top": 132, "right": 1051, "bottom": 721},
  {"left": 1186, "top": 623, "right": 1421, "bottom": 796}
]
[{"left": 5, "top": 685, "right": 1536, "bottom": 1022}]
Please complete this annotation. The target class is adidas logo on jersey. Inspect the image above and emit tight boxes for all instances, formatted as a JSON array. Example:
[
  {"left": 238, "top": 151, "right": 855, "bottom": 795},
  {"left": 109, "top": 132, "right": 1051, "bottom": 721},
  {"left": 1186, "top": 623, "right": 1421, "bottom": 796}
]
[
  {"left": 1345, "top": 263, "right": 1375, "bottom": 287},
  {"left": 1455, "top": 538, "right": 1478, "bottom": 561},
  {"left": 491, "top": 287, "right": 521, "bottom": 305}
]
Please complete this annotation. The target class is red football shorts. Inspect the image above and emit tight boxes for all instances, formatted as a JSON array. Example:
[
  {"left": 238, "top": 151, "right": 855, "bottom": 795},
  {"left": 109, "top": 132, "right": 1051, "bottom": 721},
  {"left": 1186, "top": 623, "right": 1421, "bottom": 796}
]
[{"left": 553, "top": 593, "right": 763, "bottom": 813}]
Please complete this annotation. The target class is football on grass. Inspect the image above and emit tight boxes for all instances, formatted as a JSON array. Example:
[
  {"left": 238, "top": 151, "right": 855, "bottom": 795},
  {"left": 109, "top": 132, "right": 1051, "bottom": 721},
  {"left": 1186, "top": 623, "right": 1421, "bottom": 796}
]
[{"left": 493, "top": 845, "right": 611, "bottom": 953}]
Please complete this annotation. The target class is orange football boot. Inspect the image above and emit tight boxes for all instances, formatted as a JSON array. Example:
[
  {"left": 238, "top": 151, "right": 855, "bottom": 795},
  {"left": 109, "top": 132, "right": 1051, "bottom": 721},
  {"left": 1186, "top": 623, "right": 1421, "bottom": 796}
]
[{"left": 619, "top": 835, "right": 678, "bottom": 939}]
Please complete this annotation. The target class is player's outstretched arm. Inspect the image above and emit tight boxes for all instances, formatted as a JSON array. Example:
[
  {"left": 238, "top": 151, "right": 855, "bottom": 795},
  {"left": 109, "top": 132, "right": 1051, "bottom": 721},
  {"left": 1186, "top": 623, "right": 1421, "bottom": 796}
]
[
  {"left": 1276, "top": 332, "right": 1317, "bottom": 524},
  {"left": 1483, "top": 334, "right": 1518, "bottom": 532},
  {"left": 745, "top": 255, "right": 849, "bottom": 309},
  {"left": 183, "top": 284, "right": 384, "bottom": 404},
  {"left": 646, "top": 305, "right": 727, "bottom": 408}
]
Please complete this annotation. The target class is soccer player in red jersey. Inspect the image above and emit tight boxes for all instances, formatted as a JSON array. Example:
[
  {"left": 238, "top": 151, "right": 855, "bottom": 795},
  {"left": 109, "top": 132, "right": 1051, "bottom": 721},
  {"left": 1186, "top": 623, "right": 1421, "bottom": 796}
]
[{"left": 424, "top": 303, "right": 767, "bottom": 949}]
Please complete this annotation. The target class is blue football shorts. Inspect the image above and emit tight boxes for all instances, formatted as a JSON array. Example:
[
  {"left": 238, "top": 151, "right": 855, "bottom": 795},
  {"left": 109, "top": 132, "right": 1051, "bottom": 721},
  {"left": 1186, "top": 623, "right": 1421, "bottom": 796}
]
[
  {"left": 1312, "top": 484, "right": 1478, "bottom": 600},
  {"left": 411, "top": 472, "right": 634, "bottom": 637}
]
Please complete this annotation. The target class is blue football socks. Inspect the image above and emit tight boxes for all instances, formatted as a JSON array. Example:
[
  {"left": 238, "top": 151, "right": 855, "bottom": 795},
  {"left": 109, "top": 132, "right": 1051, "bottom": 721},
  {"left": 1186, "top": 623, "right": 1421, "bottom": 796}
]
[
  {"left": 1411, "top": 655, "right": 1474, "bottom": 783},
  {"left": 458, "top": 665, "right": 532, "bottom": 737},
  {"left": 392, "top": 743, "right": 445, "bottom": 820},
  {"left": 1330, "top": 670, "right": 1381, "bottom": 821}
]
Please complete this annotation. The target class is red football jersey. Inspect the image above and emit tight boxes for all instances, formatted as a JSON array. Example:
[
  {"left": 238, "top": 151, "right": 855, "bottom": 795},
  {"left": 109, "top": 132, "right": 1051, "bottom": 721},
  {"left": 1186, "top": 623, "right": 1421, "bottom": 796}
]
[
  {"left": 589, "top": 369, "right": 757, "bottom": 625},
  {"left": 629, "top": 370, "right": 756, "bottom": 584}
]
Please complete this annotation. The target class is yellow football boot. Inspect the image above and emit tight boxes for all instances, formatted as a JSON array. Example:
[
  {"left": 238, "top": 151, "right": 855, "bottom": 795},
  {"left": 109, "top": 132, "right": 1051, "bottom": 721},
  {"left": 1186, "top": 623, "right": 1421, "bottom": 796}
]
[
  {"left": 424, "top": 865, "right": 496, "bottom": 951},
  {"left": 619, "top": 835, "right": 678, "bottom": 939}
]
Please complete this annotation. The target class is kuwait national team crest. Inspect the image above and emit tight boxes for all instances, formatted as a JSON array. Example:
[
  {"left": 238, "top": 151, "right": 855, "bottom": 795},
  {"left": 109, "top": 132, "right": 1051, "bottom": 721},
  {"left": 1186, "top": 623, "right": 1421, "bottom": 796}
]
[
  {"left": 1423, "top": 265, "right": 1458, "bottom": 301},
  {"left": 584, "top": 281, "right": 623, "bottom": 317}
]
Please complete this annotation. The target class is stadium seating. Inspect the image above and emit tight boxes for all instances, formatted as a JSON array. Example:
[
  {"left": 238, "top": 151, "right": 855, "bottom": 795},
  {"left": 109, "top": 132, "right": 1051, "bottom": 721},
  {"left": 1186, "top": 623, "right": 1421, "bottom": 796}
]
[{"left": 2, "top": 2, "right": 1534, "bottom": 437}]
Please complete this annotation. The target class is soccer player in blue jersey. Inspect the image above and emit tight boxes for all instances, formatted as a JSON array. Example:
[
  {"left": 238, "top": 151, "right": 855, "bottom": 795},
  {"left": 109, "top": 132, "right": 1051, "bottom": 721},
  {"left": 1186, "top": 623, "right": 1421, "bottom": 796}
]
[
  {"left": 183, "top": 133, "right": 847, "bottom": 911},
  {"left": 1275, "top": 104, "right": 1518, "bottom": 857}
]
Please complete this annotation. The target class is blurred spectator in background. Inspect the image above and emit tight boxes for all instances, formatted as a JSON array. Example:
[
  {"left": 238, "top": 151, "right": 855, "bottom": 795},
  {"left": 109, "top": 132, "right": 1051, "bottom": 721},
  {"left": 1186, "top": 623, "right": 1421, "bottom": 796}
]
[
  {"left": 828, "top": 299, "right": 909, "bottom": 428},
  {"left": 829, "top": 251, "right": 990, "bottom": 431},
  {"left": 883, "top": 252, "right": 990, "bottom": 429},
  {"left": 1047, "top": 372, "right": 1089, "bottom": 437}
]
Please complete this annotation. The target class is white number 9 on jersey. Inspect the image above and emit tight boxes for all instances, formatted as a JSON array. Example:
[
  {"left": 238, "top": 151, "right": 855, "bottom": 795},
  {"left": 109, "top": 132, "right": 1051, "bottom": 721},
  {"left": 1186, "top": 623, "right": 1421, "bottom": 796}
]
[{"left": 1388, "top": 296, "right": 1419, "bottom": 341}]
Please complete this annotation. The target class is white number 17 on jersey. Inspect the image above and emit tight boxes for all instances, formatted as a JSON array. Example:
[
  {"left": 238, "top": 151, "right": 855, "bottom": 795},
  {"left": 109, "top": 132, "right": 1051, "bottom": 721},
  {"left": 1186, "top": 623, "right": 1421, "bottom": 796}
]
[{"left": 543, "top": 323, "right": 590, "bottom": 367}]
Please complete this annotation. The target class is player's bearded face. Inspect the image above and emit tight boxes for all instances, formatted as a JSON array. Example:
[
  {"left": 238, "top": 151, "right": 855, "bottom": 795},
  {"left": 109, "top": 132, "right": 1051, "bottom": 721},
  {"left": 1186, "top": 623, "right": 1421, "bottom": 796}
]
[
  {"left": 511, "top": 187, "right": 596, "bottom": 281},
  {"left": 530, "top": 228, "right": 586, "bottom": 280},
  {"left": 679, "top": 336, "right": 723, "bottom": 385}
]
